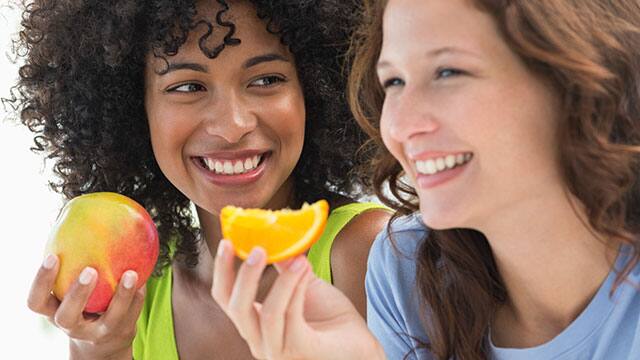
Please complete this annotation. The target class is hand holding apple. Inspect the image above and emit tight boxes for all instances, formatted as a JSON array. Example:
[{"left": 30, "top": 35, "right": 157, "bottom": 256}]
[{"left": 46, "top": 192, "right": 159, "bottom": 313}]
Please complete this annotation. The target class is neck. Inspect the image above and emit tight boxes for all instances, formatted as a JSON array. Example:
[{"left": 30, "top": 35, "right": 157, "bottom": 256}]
[
  {"left": 480, "top": 186, "right": 617, "bottom": 348},
  {"left": 186, "top": 178, "right": 297, "bottom": 293}
]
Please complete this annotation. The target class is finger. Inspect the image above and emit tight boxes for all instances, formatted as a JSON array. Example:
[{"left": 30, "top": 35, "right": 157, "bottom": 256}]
[
  {"left": 102, "top": 284, "right": 147, "bottom": 341},
  {"left": 211, "top": 240, "right": 235, "bottom": 308},
  {"left": 99, "top": 271, "right": 139, "bottom": 331},
  {"left": 285, "top": 266, "right": 314, "bottom": 338},
  {"left": 260, "top": 256, "right": 309, "bottom": 357},
  {"left": 122, "top": 285, "right": 147, "bottom": 330},
  {"left": 27, "top": 254, "right": 61, "bottom": 318},
  {"left": 227, "top": 247, "right": 267, "bottom": 352},
  {"left": 53, "top": 267, "right": 97, "bottom": 331},
  {"left": 273, "top": 258, "right": 296, "bottom": 274}
]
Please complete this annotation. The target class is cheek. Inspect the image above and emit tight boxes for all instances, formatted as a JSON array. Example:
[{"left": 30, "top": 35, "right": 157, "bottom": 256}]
[
  {"left": 271, "top": 92, "right": 306, "bottom": 150},
  {"left": 145, "top": 103, "right": 190, "bottom": 174},
  {"left": 380, "top": 111, "right": 408, "bottom": 170},
  {"left": 147, "top": 112, "right": 171, "bottom": 156},
  {"left": 482, "top": 93, "right": 558, "bottom": 174}
]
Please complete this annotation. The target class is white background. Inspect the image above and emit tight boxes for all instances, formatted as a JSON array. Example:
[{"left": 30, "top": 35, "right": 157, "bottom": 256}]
[{"left": 0, "top": 2, "right": 69, "bottom": 358}]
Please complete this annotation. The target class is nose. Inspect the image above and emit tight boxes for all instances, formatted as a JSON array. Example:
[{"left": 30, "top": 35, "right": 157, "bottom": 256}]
[
  {"left": 382, "top": 86, "right": 440, "bottom": 142},
  {"left": 202, "top": 92, "right": 257, "bottom": 144}
]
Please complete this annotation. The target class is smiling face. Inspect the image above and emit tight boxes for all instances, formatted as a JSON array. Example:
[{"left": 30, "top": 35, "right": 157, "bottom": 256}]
[
  {"left": 144, "top": 0, "right": 305, "bottom": 214},
  {"left": 378, "top": 0, "right": 564, "bottom": 229}
]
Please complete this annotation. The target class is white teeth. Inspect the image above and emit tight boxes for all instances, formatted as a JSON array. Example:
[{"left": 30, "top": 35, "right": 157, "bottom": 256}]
[
  {"left": 201, "top": 154, "right": 264, "bottom": 175},
  {"left": 425, "top": 160, "right": 437, "bottom": 175},
  {"left": 215, "top": 161, "right": 223, "bottom": 173},
  {"left": 416, "top": 161, "right": 426, "bottom": 174},
  {"left": 223, "top": 161, "right": 234, "bottom": 174},
  {"left": 203, "top": 158, "right": 214, "bottom": 170},
  {"left": 233, "top": 161, "right": 244, "bottom": 174},
  {"left": 415, "top": 153, "right": 472, "bottom": 176},
  {"left": 445, "top": 155, "right": 456, "bottom": 169}
]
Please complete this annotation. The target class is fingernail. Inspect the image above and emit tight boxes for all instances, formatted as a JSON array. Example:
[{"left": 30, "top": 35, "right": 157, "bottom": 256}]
[
  {"left": 42, "top": 254, "right": 57, "bottom": 269},
  {"left": 246, "top": 247, "right": 265, "bottom": 266},
  {"left": 79, "top": 267, "right": 96, "bottom": 285},
  {"left": 217, "top": 240, "right": 227, "bottom": 258},
  {"left": 289, "top": 257, "right": 306, "bottom": 272},
  {"left": 122, "top": 271, "right": 137, "bottom": 289}
]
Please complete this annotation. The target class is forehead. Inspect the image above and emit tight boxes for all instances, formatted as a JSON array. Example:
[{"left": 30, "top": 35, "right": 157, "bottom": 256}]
[{"left": 381, "top": 0, "right": 497, "bottom": 56}]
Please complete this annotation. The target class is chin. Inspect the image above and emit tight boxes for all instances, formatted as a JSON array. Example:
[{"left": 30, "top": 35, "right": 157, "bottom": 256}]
[
  {"left": 195, "top": 195, "right": 263, "bottom": 216},
  {"left": 418, "top": 202, "right": 469, "bottom": 231}
]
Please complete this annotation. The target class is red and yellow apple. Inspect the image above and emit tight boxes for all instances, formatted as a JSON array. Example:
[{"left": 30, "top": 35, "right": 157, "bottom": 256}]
[{"left": 46, "top": 192, "right": 159, "bottom": 313}]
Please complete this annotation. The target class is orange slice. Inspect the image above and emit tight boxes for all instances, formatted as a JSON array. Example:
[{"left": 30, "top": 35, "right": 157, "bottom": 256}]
[{"left": 220, "top": 200, "right": 329, "bottom": 264}]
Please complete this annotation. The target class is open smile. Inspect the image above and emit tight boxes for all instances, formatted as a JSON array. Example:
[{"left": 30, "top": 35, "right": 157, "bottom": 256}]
[
  {"left": 192, "top": 151, "right": 271, "bottom": 186},
  {"left": 412, "top": 152, "right": 474, "bottom": 189}
]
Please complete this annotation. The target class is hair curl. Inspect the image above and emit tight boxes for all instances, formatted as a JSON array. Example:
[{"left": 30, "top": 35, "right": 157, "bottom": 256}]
[
  {"left": 349, "top": 0, "right": 640, "bottom": 359},
  {"left": 10, "top": 0, "right": 367, "bottom": 273}
]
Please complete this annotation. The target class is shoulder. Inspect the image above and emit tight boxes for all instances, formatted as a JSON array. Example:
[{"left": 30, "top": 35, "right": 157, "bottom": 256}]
[
  {"left": 329, "top": 202, "right": 391, "bottom": 284},
  {"left": 366, "top": 214, "right": 432, "bottom": 359},
  {"left": 327, "top": 202, "right": 390, "bottom": 316},
  {"left": 367, "top": 213, "right": 427, "bottom": 295},
  {"left": 370, "top": 213, "right": 428, "bottom": 258},
  {"left": 330, "top": 204, "right": 391, "bottom": 261}
]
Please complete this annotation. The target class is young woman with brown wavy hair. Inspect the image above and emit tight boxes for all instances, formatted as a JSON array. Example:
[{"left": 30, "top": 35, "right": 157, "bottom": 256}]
[
  {"left": 352, "top": 0, "right": 640, "bottom": 358},
  {"left": 211, "top": 0, "right": 640, "bottom": 359}
]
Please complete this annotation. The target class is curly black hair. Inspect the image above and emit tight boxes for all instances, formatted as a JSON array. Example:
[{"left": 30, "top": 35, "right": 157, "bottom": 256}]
[{"left": 10, "top": 0, "right": 367, "bottom": 272}]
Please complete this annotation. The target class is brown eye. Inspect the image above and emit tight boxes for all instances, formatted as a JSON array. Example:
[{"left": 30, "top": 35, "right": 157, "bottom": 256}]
[
  {"left": 250, "top": 75, "right": 286, "bottom": 88},
  {"left": 167, "top": 83, "right": 206, "bottom": 93}
]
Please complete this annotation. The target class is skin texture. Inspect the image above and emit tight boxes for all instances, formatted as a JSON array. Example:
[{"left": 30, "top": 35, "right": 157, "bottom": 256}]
[
  {"left": 379, "top": 0, "right": 614, "bottom": 348},
  {"left": 26, "top": 1, "right": 389, "bottom": 359}
]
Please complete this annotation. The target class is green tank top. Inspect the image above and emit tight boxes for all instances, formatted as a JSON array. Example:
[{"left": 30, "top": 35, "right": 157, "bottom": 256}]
[{"left": 132, "top": 202, "right": 386, "bottom": 360}]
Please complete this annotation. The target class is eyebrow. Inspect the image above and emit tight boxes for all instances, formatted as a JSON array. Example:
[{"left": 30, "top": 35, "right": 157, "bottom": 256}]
[
  {"left": 377, "top": 46, "right": 481, "bottom": 70},
  {"left": 163, "top": 62, "right": 208, "bottom": 74},
  {"left": 161, "top": 53, "right": 290, "bottom": 75},
  {"left": 242, "top": 53, "right": 290, "bottom": 69}
]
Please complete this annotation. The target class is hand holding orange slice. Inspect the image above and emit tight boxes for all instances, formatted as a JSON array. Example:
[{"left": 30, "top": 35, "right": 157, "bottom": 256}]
[{"left": 220, "top": 200, "right": 329, "bottom": 264}]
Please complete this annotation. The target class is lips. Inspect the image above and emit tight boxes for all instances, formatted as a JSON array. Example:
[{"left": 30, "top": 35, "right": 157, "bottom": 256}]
[
  {"left": 414, "top": 152, "right": 473, "bottom": 176},
  {"left": 198, "top": 153, "right": 264, "bottom": 175},
  {"left": 191, "top": 150, "right": 271, "bottom": 186},
  {"left": 411, "top": 152, "right": 474, "bottom": 189}
]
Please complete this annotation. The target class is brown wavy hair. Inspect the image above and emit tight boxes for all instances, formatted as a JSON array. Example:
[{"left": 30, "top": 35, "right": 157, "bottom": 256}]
[{"left": 348, "top": 0, "right": 640, "bottom": 358}]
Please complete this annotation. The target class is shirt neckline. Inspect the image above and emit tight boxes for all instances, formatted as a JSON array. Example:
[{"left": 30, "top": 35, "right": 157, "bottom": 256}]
[{"left": 489, "top": 249, "right": 629, "bottom": 359}]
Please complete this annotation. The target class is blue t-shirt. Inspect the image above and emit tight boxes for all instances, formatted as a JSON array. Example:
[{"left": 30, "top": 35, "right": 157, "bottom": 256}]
[{"left": 366, "top": 214, "right": 640, "bottom": 359}]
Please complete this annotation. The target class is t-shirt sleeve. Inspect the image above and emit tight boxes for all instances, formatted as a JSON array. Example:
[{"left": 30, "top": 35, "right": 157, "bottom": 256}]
[{"left": 366, "top": 219, "right": 433, "bottom": 359}]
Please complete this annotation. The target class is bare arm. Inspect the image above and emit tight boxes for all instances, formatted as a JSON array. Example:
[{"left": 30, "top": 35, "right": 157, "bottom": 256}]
[{"left": 330, "top": 209, "right": 391, "bottom": 318}]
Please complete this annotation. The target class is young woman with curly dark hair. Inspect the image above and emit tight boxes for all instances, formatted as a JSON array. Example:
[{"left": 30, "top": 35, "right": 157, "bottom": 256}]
[
  {"left": 19, "top": 0, "right": 390, "bottom": 358},
  {"left": 210, "top": 0, "right": 640, "bottom": 359}
]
